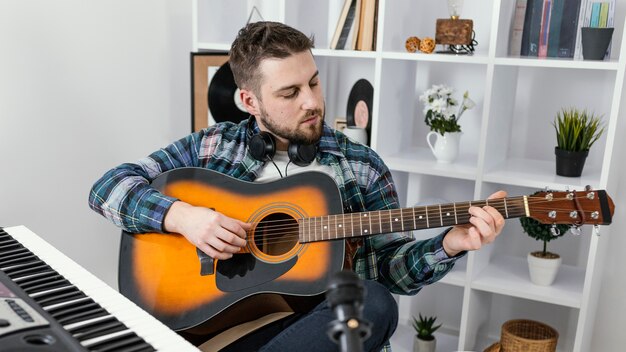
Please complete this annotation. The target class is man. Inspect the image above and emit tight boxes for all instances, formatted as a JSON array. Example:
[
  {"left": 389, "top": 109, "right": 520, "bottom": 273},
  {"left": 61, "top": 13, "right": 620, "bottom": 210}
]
[{"left": 89, "top": 21, "right": 505, "bottom": 352}]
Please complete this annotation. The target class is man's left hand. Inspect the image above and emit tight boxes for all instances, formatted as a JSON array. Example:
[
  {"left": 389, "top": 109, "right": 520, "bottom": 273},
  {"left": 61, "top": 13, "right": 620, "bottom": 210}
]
[{"left": 443, "top": 190, "right": 507, "bottom": 257}]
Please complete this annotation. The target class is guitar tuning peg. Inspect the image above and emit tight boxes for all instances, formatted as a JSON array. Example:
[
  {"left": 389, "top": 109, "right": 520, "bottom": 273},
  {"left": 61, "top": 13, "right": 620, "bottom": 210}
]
[
  {"left": 570, "top": 225, "right": 582, "bottom": 236},
  {"left": 594, "top": 225, "right": 601, "bottom": 236},
  {"left": 585, "top": 185, "right": 593, "bottom": 191}
]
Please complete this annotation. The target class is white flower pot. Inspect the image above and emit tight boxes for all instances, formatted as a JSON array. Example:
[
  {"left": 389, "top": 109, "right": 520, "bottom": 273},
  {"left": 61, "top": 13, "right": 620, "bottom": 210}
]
[
  {"left": 426, "top": 131, "right": 462, "bottom": 163},
  {"left": 527, "top": 252, "right": 562, "bottom": 286},
  {"left": 413, "top": 336, "right": 436, "bottom": 352}
]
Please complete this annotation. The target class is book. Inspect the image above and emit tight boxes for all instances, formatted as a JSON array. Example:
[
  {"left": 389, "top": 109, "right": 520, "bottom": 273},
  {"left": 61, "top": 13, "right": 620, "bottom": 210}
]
[
  {"left": 522, "top": 0, "right": 543, "bottom": 56},
  {"left": 349, "top": 0, "right": 362, "bottom": 50},
  {"left": 574, "top": 0, "right": 593, "bottom": 59},
  {"left": 599, "top": 2, "right": 609, "bottom": 27},
  {"left": 520, "top": 0, "right": 536, "bottom": 55},
  {"left": 330, "top": 0, "right": 356, "bottom": 50},
  {"left": 538, "top": 0, "right": 553, "bottom": 57},
  {"left": 547, "top": 0, "right": 564, "bottom": 57},
  {"left": 556, "top": 0, "right": 581, "bottom": 58},
  {"left": 356, "top": 0, "right": 376, "bottom": 51},
  {"left": 590, "top": 2, "right": 601, "bottom": 27},
  {"left": 510, "top": 0, "right": 528, "bottom": 56}
]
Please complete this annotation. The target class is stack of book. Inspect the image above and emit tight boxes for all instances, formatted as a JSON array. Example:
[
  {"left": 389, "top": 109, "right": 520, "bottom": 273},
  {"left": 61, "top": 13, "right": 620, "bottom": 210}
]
[
  {"left": 509, "top": 0, "right": 615, "bottom": 58},
  {"left": 330, "top": 0, "right": 379, "bottom": 51}
]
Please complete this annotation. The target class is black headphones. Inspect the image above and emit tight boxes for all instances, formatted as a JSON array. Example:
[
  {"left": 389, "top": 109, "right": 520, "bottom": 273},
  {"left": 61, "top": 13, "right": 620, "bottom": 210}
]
[{"left": 246, "top": 117, "right": 317, "bottom": 166}]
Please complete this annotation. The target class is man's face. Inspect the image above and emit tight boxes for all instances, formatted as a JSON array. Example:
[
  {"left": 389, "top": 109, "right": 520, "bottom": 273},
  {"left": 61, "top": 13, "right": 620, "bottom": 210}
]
[{"left": 248, "top": 51, "right": 325, "bottom": 147}]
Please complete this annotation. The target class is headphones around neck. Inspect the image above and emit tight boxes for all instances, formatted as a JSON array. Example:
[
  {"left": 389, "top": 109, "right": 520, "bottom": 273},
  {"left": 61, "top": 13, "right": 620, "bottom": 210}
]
[{"left": 246, "top": 117, "right": 317, "bottom": 166}]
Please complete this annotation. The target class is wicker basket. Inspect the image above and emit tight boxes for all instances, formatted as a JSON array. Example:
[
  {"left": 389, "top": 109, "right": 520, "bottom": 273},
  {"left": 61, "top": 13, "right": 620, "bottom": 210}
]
[{"left": 495, "top": 319, "right": 558, "bottom": 352}]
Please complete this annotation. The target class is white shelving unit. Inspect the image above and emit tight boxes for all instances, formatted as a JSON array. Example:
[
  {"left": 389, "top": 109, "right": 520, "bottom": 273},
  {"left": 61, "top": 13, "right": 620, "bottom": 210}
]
[{"left": 193, "top": 1, "right": 626, "bottom": 351}]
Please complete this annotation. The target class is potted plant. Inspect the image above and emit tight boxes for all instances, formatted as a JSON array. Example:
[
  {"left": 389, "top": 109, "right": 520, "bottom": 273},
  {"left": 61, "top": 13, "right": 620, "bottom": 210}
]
[
  {"left": 553, "top": 107, "right": 605, "bottom": 177},
  {"left": 520, "top": 214, "right": 570, "bottom": 286},
  {"left": 420, "top": 84, "right": 475, "bottom": 163},
  {"left": 412, "top": 313, "right": 441, "bottom": 352}
]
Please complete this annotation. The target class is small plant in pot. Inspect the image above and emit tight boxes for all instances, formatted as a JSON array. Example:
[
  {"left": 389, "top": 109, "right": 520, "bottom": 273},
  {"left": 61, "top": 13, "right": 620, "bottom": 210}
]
[
  {"left": 412, "top": 314, "right": 441, "bottom": 352},
  {"left": 553, "top": 107, "right": 605, "bottom": 177},
  {"left": 520, "top": 214, "right": 570, "bottom": 286}
]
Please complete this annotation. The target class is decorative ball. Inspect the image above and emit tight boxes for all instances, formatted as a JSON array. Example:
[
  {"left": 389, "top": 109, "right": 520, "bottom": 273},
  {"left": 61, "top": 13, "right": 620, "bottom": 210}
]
[
  {"left": 419, "top": 37, "right": 436, "bottom": 54},
  {"left": 405, "top": 36, "right": 420, "bottom": 53}
]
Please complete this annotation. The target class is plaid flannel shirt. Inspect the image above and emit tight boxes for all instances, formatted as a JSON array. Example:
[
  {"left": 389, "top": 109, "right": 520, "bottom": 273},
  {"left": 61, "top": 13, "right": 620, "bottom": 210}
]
[{"left": 89, "top": 119, "right": 465, "bottom": 351}]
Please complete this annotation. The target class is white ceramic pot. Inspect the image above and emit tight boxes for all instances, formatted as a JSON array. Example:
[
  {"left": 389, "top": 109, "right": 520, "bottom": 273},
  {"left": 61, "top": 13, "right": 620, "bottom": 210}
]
[
  {"left": 413, "top": 336, "right": 436, "bottom": 352},
  {"left": 527, "top": 252, "right": 562, "bottom": 286},
  {"left": 426, "top": 131, "right": 462, "bottom": 163}
]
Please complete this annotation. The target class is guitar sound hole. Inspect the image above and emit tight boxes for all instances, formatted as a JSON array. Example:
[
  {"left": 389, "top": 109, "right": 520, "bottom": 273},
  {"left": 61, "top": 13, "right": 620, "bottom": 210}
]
[{"left": 254, "top": 213, "right": 299, "bottom": 256}]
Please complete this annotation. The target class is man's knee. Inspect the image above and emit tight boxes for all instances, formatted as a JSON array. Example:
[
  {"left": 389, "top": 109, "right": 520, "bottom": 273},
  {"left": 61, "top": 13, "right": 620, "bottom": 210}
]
[{"left": 362, "top": 280, "right": 398, "bottom": 337}]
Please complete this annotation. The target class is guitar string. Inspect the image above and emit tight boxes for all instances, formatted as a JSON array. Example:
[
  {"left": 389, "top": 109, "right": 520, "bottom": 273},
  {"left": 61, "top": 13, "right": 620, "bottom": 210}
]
[
  {"left": 236, "top": 196, "right": 602, "bottom": 245},
  {"left": 236, "top": 195, "right": 598, "bottom": 231}
]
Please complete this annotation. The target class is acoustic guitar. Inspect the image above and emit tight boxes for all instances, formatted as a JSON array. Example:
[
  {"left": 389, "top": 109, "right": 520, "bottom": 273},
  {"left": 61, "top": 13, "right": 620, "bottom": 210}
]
[{"left": 118, "top": 167, "right": 614, "bottom": 333}]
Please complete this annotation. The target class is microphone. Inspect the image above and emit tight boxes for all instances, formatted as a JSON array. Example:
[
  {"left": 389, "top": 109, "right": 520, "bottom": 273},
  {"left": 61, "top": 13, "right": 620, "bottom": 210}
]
[{"left": 326, "top": 270, "right": 372, "bottom": 352}]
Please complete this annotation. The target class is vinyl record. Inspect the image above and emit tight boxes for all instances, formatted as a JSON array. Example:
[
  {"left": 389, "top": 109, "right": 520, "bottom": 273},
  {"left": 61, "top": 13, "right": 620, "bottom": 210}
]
[
  {"left": 208, "top": 61, "right": 248, "bottom": 123},
  {"left": 346, "top": 78, "right": 373, "bottom": 137}
]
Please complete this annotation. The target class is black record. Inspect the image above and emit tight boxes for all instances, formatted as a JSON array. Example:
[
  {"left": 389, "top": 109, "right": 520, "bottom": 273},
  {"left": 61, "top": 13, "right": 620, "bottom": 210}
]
[
  {"left": 346, "top": 78, "right": 374, "bottom": 138},
  {"left": 208, "top": 61, "right": 248, "bottom": 123}
]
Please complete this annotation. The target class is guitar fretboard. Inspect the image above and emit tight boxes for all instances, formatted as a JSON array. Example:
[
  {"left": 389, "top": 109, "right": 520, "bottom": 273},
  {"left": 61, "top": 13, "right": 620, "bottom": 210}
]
[{"left": 299, "top": 197, "right": 528, "bottom": 242}]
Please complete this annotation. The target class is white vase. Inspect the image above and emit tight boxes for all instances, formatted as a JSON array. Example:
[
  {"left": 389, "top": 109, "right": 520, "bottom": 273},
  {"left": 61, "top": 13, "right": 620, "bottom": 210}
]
[
  {"left": 413, "top": 336, "right": 436, "bottom": 352},
  {"left": 527, "top": 252, "right": 562, "bottom": 286},
  {"left": 426, "top": 131, "right": 462, "bottom": 163}
]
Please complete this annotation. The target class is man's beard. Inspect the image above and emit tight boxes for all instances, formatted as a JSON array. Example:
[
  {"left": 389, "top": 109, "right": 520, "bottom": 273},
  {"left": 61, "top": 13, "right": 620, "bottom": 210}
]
[{"left": 258, "top": 103, "right": 325, "bottom": 145}]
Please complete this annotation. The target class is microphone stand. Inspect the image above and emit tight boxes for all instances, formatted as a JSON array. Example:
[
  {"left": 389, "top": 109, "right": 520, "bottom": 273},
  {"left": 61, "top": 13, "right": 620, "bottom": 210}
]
[{"left": 326, "top": 271, "right": 372, "bottom": 352}]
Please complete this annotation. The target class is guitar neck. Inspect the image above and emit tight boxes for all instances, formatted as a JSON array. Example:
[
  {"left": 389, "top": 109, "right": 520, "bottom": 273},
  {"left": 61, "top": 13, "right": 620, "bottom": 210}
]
[{"left": 299, "top": 196, "right": 529, "bottom": 243}]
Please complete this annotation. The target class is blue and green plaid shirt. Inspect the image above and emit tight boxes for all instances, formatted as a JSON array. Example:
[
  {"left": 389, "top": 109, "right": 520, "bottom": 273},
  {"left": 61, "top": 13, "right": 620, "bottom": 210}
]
[{"left": 89, "top": 119, "right": 464, "bottom": 349}]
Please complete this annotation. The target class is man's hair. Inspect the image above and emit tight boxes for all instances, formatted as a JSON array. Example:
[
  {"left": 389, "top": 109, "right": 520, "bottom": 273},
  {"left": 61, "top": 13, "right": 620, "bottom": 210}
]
[{"left": 229, "top": 21, "right": 315, "bottom": 96}]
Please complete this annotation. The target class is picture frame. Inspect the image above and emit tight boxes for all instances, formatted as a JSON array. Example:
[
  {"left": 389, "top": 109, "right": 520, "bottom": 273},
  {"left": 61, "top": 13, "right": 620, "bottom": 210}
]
[
  {"left": 190, "top": 51, "right": 229, "bottom": 132},
  {"left": 334, "top": 118, "right": 347, "bottom": 132}
]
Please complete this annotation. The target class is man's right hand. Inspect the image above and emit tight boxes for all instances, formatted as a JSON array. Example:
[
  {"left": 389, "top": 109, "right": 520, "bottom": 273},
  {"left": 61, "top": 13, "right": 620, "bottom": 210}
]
[{"left": 163, "top": 201, "right": 250, "bottom": 260}]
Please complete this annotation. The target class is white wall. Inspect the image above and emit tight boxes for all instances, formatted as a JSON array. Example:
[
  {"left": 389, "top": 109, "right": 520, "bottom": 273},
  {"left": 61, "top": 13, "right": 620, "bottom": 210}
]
[
  {"left": 0, "top": 0, "right": 191, "bottom": 286},
  {"left": 0, "top": 1, "right": 624, "bottom": 351}
]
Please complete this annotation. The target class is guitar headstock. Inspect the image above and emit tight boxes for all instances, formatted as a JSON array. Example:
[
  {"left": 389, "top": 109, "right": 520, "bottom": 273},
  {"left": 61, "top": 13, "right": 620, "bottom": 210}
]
[{"left": 527, "top": 189, "right": 614, "bottom": 226}]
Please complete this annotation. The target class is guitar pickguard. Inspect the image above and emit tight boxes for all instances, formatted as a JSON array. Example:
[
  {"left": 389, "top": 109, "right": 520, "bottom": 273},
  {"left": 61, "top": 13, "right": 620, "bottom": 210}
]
[{"left": 216, "top": 253, "right": 297, "bottom": 292}]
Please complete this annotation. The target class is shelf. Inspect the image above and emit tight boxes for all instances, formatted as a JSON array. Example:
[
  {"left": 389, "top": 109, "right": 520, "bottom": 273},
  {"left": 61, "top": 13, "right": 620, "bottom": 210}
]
[
  {"left": 383, "top": 147, "right": 478, "bottom": 180},
  {"left": 471, "top": 255, "right": 584, "bottom": 308},
  {"left": 381, "top": 51, "right": 490, "bottom": 64},
  {"left": 482, "top": 158, "right": 602, "bottom": 191},
  {"left": 494, "top": 56, "right": 621, "bottom": 70},
  {"left": 390, "top": 322, "right": 459, "bottom": 352},
  {"left": 312, "top": 48, "right": 378, "bottom": 59}
]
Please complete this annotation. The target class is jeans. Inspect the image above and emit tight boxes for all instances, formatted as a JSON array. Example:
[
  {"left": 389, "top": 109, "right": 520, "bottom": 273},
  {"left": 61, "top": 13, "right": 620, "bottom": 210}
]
[{"left": 221, "top": 280, "right": 399, "bottom": 352}]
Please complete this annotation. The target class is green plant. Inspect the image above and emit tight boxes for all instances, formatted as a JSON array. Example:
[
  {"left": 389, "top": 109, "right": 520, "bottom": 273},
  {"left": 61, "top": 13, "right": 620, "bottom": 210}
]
[
  {"left": 520, "top": 216, "right": 569, "bottom": 257},
  {"left": 553, "top": 108, "right": 605, "bottom": 152},
  {"left": 412, "top": 313, "right": 441, "bottom": 341}
]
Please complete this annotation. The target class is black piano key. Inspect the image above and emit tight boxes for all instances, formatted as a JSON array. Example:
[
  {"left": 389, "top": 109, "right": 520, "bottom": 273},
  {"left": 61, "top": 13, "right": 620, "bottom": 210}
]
[
  {"left": 71, "top": 317, "right": 127, "bottom": 341},
  {"left": 4, "top": 262, "right": 52, "bottom": 278},
  {"left": 0, "top": 249, "right": 35, "bottom": 266},
  {"left": 31, "top": 285, "right": 81, "bottom": 301},
  {"left": 24, "top": 277, "right": 72, "bottom": 294},
  {"left": 19, "top": 272, "right": 64, "bottom": 290},
  {"left": 0, "top": 242, "right": 22, "bottom": 252},
  {"left": 57, "top": 306, "right": 109, "bottom": 325},
  {"left": 37, "top": 289, "right": 87, "bottom": 307},
  {"left": 0, "top": 247, "right": 30, "bottom": 260},
  {"left": 48, "top": 298, "right": 99, "bottom": 317},
  {"left": 87, "top": 332, "right": 148, "bottom": 352}
]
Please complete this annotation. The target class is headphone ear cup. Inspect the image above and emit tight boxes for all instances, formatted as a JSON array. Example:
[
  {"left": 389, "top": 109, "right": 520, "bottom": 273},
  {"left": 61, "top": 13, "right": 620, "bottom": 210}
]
[
  {"left": 288, "top": 143, "right": 317, "bottom": 166},
  {"left": 249, "top": 132, "right": 276, "bottom": 161}
]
